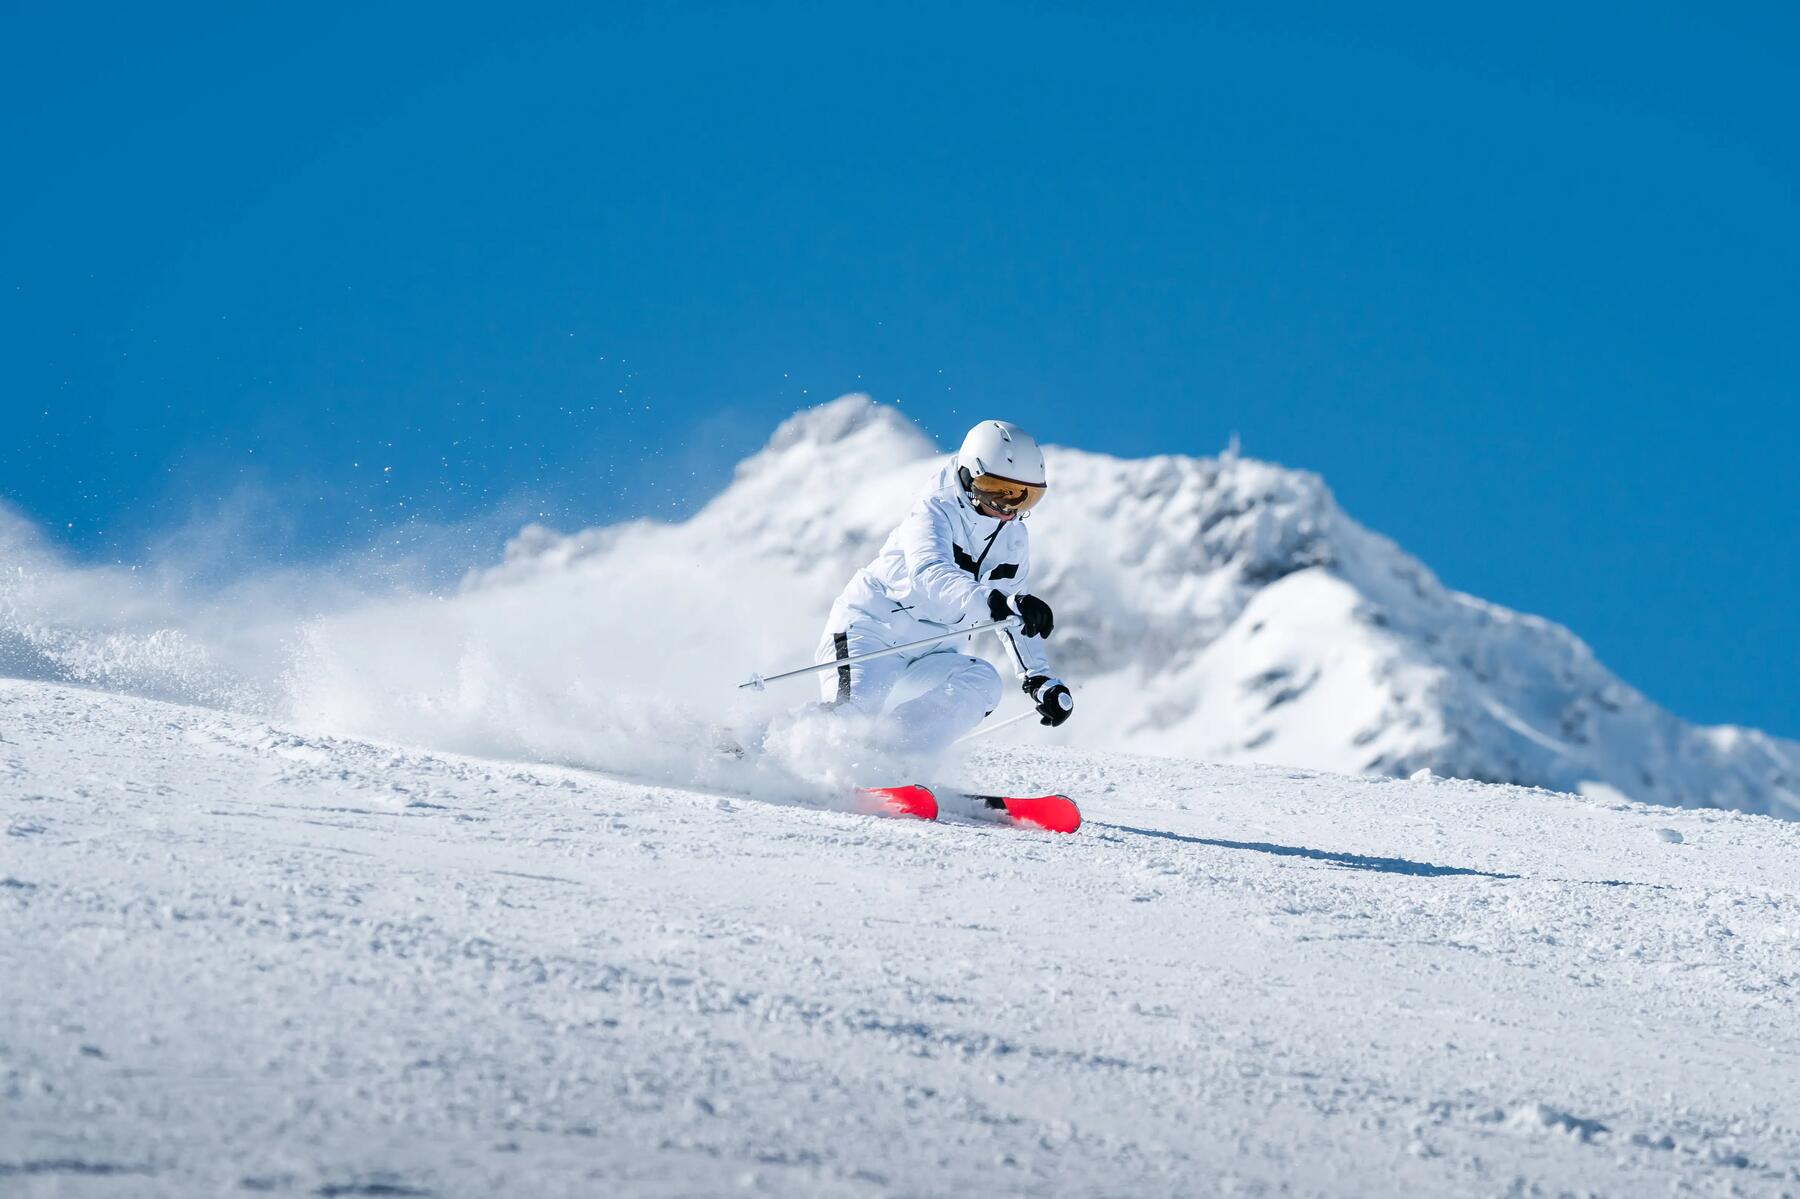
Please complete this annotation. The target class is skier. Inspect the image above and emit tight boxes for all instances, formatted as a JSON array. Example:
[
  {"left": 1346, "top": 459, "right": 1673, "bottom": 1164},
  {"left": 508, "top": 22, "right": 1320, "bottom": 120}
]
[{"left": 812, "top": 419, "right": 1074, "bottom": 753}]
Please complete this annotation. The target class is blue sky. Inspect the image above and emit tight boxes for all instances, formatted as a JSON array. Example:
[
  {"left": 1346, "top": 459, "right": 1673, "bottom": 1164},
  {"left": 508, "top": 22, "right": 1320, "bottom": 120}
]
[{"left": 3, "top": 3, "right": 1796, "bottom": 735}]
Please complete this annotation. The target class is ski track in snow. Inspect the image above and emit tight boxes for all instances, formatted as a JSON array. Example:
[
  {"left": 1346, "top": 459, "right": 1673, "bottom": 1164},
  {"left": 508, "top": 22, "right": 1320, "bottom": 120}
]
[{"left": 3, "top": 678, "right": 1799, "bottom": 1196}]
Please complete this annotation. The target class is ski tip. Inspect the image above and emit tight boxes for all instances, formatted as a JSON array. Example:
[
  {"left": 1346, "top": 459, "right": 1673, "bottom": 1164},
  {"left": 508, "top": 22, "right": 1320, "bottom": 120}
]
[
  {"left": 1000, "top": 794, "right": 1082, "bottom": 834},
  {"left": 853, "top": 785, "right": 939, "bottom": 821}
]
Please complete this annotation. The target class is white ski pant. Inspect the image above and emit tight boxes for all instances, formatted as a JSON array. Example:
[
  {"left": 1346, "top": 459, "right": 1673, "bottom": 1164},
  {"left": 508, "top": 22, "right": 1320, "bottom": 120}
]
[{"left": 814, "top": 613, "right": 1003, "bottom": 753}]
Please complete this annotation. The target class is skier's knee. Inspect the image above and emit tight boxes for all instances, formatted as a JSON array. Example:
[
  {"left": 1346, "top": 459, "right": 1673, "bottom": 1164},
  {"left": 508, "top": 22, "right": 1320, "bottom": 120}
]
[{"left": 956, "top": 657, "right": 1003, "bottom": 712}]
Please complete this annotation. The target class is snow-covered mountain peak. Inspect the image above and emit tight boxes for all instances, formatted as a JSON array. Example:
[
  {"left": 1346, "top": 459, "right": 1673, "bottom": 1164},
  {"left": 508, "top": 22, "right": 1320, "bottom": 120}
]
[{"left": 733, "top": 393, "right": 936, "bottom": 482}]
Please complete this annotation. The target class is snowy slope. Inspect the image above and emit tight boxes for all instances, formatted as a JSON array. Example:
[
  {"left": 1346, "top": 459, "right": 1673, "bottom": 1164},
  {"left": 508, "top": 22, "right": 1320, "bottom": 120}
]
[
  {"left": 470, "top": 395, "right": 1800, "bottom": 819},
  {"left": 4, "top": 677, "right": 1799, "bottom": 1196}
]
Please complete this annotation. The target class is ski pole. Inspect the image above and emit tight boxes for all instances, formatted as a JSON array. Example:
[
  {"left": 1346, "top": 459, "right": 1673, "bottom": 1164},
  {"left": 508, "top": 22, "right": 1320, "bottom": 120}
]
[
  {"left": 952, "top": 708, "right": 1038, "bottom": 745},
  {"left": 737, "top": 618, "right": 1021, "bottom": 691}
]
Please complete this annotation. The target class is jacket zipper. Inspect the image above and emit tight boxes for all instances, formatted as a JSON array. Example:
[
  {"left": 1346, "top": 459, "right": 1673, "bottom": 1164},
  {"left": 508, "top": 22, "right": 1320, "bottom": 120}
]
[{"left": 971, "top": 521, "right": 1006, "bottom": 579}]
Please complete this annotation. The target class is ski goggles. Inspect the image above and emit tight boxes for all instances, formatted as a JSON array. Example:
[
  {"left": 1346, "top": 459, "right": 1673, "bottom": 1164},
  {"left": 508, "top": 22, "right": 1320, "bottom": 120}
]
[{"left": 966, "top": 472, "right": 1046, "bottom": 516}]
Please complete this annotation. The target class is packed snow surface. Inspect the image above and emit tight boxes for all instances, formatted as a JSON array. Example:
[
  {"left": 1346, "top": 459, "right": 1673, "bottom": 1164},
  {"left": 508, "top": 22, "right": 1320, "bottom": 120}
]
[{"left": 5, "top": 678, "right": 1799, "bottom": 1196}]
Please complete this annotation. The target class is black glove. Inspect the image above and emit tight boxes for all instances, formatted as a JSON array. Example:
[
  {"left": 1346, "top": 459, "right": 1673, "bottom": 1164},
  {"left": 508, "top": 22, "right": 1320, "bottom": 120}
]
[
  {"left": 986, "top": 590, "right": 1054, "bottom": 639},
  {"left": 1023, "top": 674, "right": 1074, "bottom": 727},
  {"left": 1015, "top": 594, "right": 1053, "bottom": 638}
]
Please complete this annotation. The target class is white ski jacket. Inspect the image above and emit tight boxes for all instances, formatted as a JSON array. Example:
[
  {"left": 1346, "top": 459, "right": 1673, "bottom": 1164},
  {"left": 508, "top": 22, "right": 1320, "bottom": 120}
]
[{"left": 827, "top": 461, "right": 1053, "bottom": 681}]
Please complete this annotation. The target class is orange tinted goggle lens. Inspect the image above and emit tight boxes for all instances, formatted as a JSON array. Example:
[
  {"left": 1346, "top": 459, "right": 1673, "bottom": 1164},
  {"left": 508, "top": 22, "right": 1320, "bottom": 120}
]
[{"left": 969, "top": 474, "right": 1045, "bottom": 514}]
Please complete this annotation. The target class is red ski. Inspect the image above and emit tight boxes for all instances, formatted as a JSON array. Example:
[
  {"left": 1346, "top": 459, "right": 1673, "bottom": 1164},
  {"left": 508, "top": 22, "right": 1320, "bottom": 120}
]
[
  {"left": 852, "top": 784, "right": 939, "bottom": 821},
  {"left": 964, "top": 793, "right": 1082, "bottom": 834}
]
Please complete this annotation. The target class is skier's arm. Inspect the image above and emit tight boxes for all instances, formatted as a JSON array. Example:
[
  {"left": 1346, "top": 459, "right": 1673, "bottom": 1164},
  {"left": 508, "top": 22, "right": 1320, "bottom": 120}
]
[
  {"left": 989, "top": 593, "right": 1072, "bottom": 725},
  {"left": 895, "top": 500, "right": 989, "bottom": 623},
  {"left": 989, "top": 552, "right": 1052, "bottom": 679},
  {"left": 986, "top": 553, "right": 1071, "bottom": 724},
  {"left": 991, "top": 602, "right": 1052, "bottom": 678}
]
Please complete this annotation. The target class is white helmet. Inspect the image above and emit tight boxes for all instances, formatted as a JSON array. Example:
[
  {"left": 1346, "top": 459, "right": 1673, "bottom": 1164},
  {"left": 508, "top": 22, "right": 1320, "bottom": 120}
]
[{"left": 956, "top": 420, "right": 1047, "bottom": 516}]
